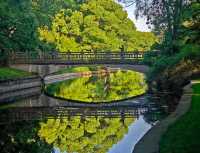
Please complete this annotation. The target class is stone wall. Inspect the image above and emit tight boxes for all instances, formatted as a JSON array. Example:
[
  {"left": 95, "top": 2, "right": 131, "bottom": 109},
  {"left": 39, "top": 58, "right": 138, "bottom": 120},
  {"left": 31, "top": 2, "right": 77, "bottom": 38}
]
[{"left": 0, "top": 76, "right": 41, "bottom": 95}]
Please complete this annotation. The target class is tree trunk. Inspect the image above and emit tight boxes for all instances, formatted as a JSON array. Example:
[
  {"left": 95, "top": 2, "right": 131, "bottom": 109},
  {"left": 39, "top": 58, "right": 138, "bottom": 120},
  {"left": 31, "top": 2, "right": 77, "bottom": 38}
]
[
  {"left": 162, "top": 0, "right": 174, "bottom": 55},
  {"left": 0, "top": 49, "right": 8, "bottom": 67},
  {"left": 173, "top": 0, "right": 183, "bottom": 41}
]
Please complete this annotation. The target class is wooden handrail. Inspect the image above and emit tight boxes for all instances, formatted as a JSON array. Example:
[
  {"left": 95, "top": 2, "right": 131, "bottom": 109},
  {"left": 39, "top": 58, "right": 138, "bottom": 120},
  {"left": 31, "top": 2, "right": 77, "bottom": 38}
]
[{"left": 8, "top": 51, "right": 149, "bottom": 64}]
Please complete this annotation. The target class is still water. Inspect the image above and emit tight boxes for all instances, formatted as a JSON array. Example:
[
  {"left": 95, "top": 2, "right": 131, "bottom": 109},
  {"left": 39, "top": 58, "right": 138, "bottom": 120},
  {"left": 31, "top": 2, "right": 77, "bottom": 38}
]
[
  {"left": 0, "top": 67, "right": 167, "bottom": 153},
  {"left": 0, "top": 102, "right": 160, "bottom": 153},
  {"left": 45, "top": 69, "right": 147, "bottom": 102}
]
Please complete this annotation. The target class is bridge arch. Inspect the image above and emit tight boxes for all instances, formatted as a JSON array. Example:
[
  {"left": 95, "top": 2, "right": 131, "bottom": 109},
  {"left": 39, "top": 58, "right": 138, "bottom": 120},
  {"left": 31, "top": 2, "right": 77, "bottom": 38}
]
[{"left": 10, "top": 64, "right": 149, "bottom": 77}]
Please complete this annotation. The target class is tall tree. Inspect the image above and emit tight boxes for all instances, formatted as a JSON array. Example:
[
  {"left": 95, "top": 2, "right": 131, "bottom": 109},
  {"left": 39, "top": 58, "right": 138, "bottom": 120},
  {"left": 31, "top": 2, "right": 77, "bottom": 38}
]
[
  {"left": 38, "top": 0, "right": 157, "bottom": 52},
  {"left": 0, "top": 0, "right": 82, "bottom": 65},
  {"left": 32, "top": 0, "right": 83, "bottom": 26},
  {"left": 119, "top": 0, "right": 192, "bottom": 54},
  {"left": 0, "top": 0, "right": 39, "bottom": 65}
]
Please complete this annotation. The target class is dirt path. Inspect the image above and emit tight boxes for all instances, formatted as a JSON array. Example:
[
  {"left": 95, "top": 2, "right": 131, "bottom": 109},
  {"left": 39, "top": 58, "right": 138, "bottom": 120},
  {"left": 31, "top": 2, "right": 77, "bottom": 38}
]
[{"left": 133, "top": 83, "right": 193, "bottom": 153}]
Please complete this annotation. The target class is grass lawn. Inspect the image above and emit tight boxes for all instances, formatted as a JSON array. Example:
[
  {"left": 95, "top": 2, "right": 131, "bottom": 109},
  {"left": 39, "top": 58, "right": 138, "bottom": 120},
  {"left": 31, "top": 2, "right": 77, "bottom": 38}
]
[
  {"left": 0, "top": 67, "right": 32, "bottom": 81},
  {"left": 159, "top": 83, "right": 200, "bottom": 153}
]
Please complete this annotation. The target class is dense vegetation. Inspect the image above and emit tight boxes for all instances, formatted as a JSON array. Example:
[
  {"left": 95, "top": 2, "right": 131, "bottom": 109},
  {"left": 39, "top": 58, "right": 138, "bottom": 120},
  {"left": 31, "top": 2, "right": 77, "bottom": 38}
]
[
  {"left": 38, "top": 0, "right": 157, "bottom": 52},
  {"left": 0, "top": 0, "right": 157, "bottom": 66},
  {"left": 119, "top": 1, "right": 200, "bottom": 152},
  {"left": 160, "top": 83, "right": 200, "bottom": 153},
  {"left": 0, "top": 120, "right": 52, "bottom": 153},
  {"left": 0, "top": 1, "right": 199, "bottom": 152},
  {"left": 121, "top": 0, "right": 199, "bottom": 90},
  {"left": 38, "top": 116, "right": 134, "bottom": 153},
  {"left": 0, "top": 0, "right": 82, "bottom": 65},
  {"left": 148, "top": 2, "right": 200, "bottom": 78},
  {"left": 139, "top": 1, "right": 199, "bottom": 91},
  {"left": 46, "top": 69, "right": 147, "bottom": 102}
]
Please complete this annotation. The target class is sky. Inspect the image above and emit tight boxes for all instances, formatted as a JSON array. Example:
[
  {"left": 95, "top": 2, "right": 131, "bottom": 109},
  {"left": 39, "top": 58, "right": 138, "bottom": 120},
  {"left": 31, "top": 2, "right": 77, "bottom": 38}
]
[{"left": 119, "top": 2, "right": 151, "bottom": 32}]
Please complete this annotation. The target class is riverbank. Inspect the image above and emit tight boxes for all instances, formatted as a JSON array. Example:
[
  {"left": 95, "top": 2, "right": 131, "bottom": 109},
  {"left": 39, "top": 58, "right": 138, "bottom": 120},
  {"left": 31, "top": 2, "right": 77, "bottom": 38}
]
[
  {"left": 0, "top": 67, "right": 41, "bottom": 96},
  {"left": 133, "top": 82, "right": 193, "bottom": 153},
  {"left": 159, "top": 82, "right": 200, "bottom": 153},
  {"left": 44, "top": 66, "right": 121, "bottom": 84}
]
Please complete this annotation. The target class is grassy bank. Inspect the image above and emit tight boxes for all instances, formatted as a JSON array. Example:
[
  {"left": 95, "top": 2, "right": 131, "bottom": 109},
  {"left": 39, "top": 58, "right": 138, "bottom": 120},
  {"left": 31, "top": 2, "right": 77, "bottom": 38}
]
[
  {"left": 0, "top": 67, "right": 32, "bottom": 81},
  {"left": 159, "top": 83, "right": 200, "bottom": 153}
]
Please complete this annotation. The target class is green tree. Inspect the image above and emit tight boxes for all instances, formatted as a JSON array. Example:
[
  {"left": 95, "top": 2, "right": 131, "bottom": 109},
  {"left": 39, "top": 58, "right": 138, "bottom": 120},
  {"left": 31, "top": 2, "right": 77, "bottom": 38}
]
[
  {"left": 120, "top": 0, "right": 192, "bottom": 54},
  {"left": 0, "top": 0, "right": 82, "bottom": 66},
  {"left": 0, "top": 0, "right": 40, "bottom": 65},
  {"left": 32, "top": 0, "right": 83, "bottom": 26},
  {"left": 39, "top": 0, "right": 157, "bottom": 52}
]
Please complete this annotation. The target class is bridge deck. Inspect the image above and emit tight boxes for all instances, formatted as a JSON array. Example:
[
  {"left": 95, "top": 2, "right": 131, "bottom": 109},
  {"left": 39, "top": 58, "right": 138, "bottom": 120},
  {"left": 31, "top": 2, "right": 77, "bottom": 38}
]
[{"left": 9, "top": 51, "right": 145, "bottom": 64}]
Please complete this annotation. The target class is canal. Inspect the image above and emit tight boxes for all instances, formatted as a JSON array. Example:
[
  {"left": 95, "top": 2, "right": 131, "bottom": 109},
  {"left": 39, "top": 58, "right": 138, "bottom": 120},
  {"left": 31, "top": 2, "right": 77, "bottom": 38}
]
[{"left": 0, "top": 66, "right": 177, "bottom": 153}]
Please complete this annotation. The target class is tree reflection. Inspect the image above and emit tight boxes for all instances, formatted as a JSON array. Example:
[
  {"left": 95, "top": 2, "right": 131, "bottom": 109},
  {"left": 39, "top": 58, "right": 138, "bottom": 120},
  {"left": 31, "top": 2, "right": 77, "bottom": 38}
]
[
  {"left": 38, "top": 116, "right": 135, "bottom": 153},
  {"left": 0, "top": 120, "right": 52, "bottom": 153},
  {"left": 46, "top": 70, "right": 147, "bottom": 102}
]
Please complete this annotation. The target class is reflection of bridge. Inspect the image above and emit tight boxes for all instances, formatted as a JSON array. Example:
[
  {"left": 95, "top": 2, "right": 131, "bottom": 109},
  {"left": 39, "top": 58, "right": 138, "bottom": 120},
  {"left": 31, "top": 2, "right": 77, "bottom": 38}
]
[
  {"left": 0, "top": 106, "right": 148, "bottom": 124},
  {"left": 9, "top": 51, "right": 145, "bottom": 64},
  {"left": 0, "top": 90, "right": 162, "bottom": 124}
]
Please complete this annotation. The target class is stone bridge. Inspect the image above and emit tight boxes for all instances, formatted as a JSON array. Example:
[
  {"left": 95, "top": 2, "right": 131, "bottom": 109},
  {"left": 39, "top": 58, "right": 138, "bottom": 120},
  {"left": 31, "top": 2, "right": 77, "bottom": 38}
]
[
  {"left": 9, "top": 51, "right": 145, "bottom": 65},
  {"left": 9, "top": 51, "right": 151, "bottom": 76},
  {"left": 11, "top": 64, "right": 149, "bottom": 77}
]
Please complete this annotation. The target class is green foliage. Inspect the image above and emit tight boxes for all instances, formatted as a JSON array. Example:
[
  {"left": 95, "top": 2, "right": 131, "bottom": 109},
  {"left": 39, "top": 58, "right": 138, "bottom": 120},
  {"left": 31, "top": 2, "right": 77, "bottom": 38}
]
[
  {"left": 0, "top": 67, "right": 32, "bottom": 81},
  {"left": 39, "top": 0, "right": 157, "bottom": 52},
  {"left": 38, "top": 116, "right": 134, "bottom": 153},
  {"left": 0, "top": 120, "right": 52, "bottom": 153},
  {"left": 0, "top": 0, "right": 82, "bottom": 65},
  {"left": 160, "top": 83, "right": 200, "bottom": 153},
  {"left": 32, "top": 0, "right": 82, "bottom": 26},
  {"left": 146, "top": 2, "right": 200, "bottom": 80},
  {"left": 46, "top": 69, "right": 147, "bottom": 102},
  {"left": 0, "top": 0, "right": 40, "bottom": 52}
]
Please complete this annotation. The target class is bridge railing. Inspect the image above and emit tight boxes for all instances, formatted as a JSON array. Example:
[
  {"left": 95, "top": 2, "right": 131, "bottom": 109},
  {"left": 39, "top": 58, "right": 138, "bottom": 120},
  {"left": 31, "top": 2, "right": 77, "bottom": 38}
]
[{"left": 9, "top": 51, "right": 146, "bottom": 64}]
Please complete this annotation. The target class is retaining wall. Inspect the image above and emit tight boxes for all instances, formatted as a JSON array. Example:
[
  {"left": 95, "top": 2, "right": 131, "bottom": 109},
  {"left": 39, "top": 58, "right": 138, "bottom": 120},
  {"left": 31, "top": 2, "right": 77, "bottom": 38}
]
[{"left": 0, "top": 76, "right": 41, "bottom": 95}]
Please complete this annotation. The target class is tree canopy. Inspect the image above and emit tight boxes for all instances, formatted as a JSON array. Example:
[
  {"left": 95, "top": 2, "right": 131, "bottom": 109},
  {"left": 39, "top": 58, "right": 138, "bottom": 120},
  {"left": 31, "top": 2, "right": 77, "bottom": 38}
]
[
  {"left": 0, "top": 0, "right": 39, "bottom": 53},
  {"left": 38, "top": 0, "right": 157, "bottom": 52},
  {"left": 0, "top": 0, "right": 81, "bottom": 65}
]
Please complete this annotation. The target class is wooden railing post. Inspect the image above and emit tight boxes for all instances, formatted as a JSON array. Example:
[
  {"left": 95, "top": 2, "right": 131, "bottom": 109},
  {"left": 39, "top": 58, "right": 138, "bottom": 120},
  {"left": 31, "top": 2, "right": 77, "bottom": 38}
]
[
  {"left": 81, "top": 50, "right": 84, "bottom": 61},
  {"left": 120, "top": 50, "right": 125, "bottom": 61},
  {"left": 106, "top": 51, "right": 111, "bottom": 60},
  {"left": 94, "top": 51, "right": 97, "bottom": 60},
  {"left": 67, "top": 51, "right": 71, "bottom": 61}
]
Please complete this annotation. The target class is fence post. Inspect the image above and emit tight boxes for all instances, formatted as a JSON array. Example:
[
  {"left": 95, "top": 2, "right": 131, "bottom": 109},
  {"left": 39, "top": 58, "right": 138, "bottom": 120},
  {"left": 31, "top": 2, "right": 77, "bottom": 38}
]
[
  {"left": 67, "top": 51, "right": 71, "bottom": 61},
  {"left": 81, "top": 50, "right": 84, "bottom": 61},
  {"left": 120, "top": 49, "right": 125, "bottom": 61}
]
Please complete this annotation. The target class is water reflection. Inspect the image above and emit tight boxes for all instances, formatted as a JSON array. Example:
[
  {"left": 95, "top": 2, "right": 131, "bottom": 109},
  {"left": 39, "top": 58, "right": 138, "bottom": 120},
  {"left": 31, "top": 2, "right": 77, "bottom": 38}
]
[
  {"left": 39, "top": 116, "right": 134, "bottom": 153},
  {"left": 45, "top": 70, "right": 147, "bottom": 103},
  {"left": 0, "top": 86, "right": 169, "bottom": 153},
  {"left": 0, "top": 97, "right": 162, "bottom": 153}
]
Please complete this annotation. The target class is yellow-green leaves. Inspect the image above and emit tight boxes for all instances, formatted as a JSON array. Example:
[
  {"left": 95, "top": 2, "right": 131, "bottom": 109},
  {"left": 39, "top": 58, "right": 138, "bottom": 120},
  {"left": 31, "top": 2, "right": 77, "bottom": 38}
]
[
  {"left": 38, "top": 0, "right": 157, "bottom": 52},
  {"left": 46, "top": 69, "right": 147, "bottom": 102},
  {"left": 38, "top": 116, "right": 135, "bottom": 153}
]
